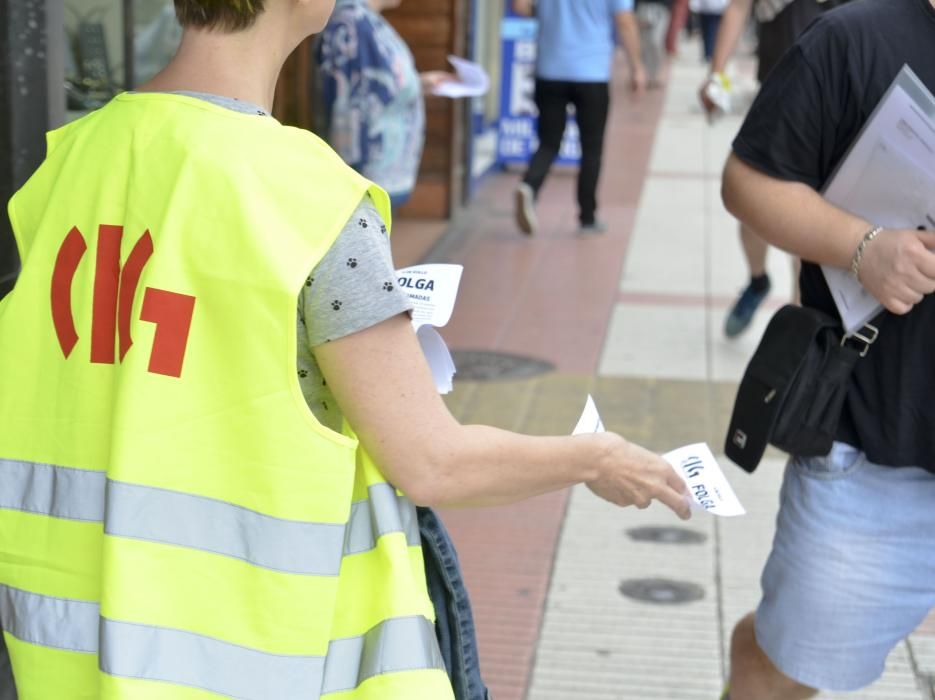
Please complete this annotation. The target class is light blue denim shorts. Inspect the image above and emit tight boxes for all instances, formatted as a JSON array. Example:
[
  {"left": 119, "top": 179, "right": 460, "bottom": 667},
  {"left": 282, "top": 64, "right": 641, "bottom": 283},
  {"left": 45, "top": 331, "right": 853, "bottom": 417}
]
[{"left": 755, "top": 442, "right": 935, "bottom": 692}]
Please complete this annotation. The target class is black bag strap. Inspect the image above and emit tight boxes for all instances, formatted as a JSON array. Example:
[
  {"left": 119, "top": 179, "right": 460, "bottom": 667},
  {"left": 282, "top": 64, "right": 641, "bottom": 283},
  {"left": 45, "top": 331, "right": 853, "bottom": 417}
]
[{"left": 841, "top": 307, "right": 888, "bottom": 358}]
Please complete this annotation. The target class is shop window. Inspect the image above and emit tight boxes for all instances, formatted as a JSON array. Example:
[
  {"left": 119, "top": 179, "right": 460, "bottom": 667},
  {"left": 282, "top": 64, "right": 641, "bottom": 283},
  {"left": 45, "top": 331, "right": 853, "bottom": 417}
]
[{"left": 63, "top": 0, "right": 180, "bottom": 120}]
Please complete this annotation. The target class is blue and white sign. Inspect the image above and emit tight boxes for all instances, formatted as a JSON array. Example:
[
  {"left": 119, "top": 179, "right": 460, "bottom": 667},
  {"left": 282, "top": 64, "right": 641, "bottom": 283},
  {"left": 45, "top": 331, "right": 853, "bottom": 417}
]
[{"left": 497, "top": 12, "right": 581, "bottom": 166}]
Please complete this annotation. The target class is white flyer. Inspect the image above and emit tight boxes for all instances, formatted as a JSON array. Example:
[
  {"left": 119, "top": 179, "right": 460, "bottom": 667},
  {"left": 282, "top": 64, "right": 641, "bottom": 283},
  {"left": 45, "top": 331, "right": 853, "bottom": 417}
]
[
  {"left": 432, "top": 55, "right": 491, "bottom": 99},
  {"left": 664, "top": 443, "right": 746, "bottom": 517},
  {"left": 572, "top": 394, "right": 605, "bottom": 435},
  {"left": 396, "top": 264, "right": 464, "bottom": 394},
  {"left": 572, "top": 397, "right": 745, "bottom": 517},
  {"left": 820, "top": 65, "right": 935, "bottom": 333},
  {"left": 397, "top": 264, "right": 463, "bottom": 330}
]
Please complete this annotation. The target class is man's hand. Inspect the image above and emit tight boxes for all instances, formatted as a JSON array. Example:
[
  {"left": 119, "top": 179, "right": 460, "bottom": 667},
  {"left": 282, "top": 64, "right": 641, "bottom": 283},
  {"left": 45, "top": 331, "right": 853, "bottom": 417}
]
[
  {"left": 630, "top": 62, "right": 647, "bottom": 94},
  {"left": 586, "top": 433, "right": 691, "bottom": 520},
  {"left": 698, "top": 81, "right": 717, "bottom": 115},
  {"left": 857, "top": 229, "right": 935, "bottom": 314}
]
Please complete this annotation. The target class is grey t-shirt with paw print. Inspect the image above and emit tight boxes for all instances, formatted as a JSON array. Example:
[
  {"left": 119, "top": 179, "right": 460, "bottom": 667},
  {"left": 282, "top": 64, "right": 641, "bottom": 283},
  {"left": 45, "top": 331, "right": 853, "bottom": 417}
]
[{"left": 296, "top": 196, "right": 412, "bottom": 432}]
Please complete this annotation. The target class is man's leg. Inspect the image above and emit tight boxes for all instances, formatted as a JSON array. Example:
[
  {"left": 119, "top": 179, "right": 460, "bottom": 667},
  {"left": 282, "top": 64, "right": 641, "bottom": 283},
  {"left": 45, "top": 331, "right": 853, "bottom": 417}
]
[
  {"left": 516, "top": 79, "right": 569, "bottom": 235},
  {"left": 725, "top": 223, "right": 771, "bottom": 337},
  {"left": 699, "top": 13, "right": 722, "bottom": 61},
  {"left": 726, "top": 444, "right": 935, "bottom": 698},
  {"left": 740, "top": 223, "right": 768, "bottom": 277},
  {"left": 727, "top": 613, "right": 816, "bottom": 700},
  {"left": 647, "top": 6, "right": 672, "bottom": 86},
  {"left": 665, "top": 0, "right": 690, "bottom": 55},
  {"left": 569, "top": 81, "right": 610, "bottom": 230}
]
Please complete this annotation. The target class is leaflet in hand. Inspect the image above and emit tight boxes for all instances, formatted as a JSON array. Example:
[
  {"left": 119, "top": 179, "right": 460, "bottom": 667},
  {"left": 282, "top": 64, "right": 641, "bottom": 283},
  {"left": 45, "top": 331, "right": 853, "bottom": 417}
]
[
  {"left": 573, "top": 396, "right": 745, "bottom": 517},
  {"left": 663, "top": 443, "right": 746, "bottom": 517},
  {"left": 396, "top": 264, "right": 464, "bottom": 394},
  {"left": 432, "top": 55, "right": 491, "bottom": 99},
  {"left": 821, "top": 65, "right": 935, "bottom": 333}
]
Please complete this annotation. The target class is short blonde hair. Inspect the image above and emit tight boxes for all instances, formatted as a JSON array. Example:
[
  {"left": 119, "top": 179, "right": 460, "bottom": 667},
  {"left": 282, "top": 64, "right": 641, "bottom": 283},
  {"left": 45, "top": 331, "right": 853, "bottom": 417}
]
[{"left": 174, "top": 0, "right": 267, "bottom": 31}]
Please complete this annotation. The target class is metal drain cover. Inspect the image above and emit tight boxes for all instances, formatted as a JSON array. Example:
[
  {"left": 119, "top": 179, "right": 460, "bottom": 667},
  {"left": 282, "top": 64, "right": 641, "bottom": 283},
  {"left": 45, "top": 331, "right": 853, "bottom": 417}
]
[
  {"left": 619, "top": 578, "right": 705, "bottom": 605},
  {"left": 451, "top": 350, "right": 554, "bottom": 381},
  {"left": 626, "top": 526, "right": 707, "bottom": 545}
]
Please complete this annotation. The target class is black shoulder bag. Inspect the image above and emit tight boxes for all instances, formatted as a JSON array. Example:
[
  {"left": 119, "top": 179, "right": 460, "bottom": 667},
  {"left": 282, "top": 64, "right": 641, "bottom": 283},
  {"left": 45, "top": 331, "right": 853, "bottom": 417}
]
[{"left": 724, "top": 304, "right": 883, "bottom": 472}]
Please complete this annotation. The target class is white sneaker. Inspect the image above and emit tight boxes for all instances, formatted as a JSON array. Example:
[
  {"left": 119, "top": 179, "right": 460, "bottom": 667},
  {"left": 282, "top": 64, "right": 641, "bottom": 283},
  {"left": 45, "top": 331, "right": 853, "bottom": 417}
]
[{"left": 514, "top": 183, "right": 538, "bottom": 236}]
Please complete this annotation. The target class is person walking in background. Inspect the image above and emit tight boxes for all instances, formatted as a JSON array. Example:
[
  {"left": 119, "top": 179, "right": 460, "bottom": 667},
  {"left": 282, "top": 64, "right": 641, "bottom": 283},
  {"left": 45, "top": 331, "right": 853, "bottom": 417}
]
[
  {"left": 718, "top": 0, "right": 935, "bottom": 697},
  {"left": 513, "top": 0, "right": 646, "bottom": 236},
  {"left": 636, "top": 0, "right": 673, "bottom": 88},
  {"left": 700, "top": 0, "right": 845, "bottom": 337},
  {"left": 690, "top": 0, "right": 729, "bottom": 61},
  {"left": 316, "top": 0, "right": 452, "bottom": 210},
  {"left": 665, "top": 0, "right": 691, "bottom": 54}
]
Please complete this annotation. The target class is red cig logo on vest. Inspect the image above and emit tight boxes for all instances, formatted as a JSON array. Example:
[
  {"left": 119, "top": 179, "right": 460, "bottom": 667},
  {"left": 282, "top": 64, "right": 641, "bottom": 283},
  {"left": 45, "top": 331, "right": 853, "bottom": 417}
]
[{"left": 51, "top": 225, "right": 196, "bottom": 378}]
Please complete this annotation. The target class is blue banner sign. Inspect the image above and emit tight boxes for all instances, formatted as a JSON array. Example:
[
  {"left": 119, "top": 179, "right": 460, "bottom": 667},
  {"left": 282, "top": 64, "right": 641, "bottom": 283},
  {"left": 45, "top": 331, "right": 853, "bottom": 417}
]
[{"left": 497, "top": 14, "right": 581, "bottom": 166}]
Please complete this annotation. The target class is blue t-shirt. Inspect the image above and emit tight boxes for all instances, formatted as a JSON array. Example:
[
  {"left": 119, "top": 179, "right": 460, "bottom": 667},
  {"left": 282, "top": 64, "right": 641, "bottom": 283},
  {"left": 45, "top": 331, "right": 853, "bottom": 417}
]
[{"left": 535, "top": 0, "right": 634, "bottom": 82}]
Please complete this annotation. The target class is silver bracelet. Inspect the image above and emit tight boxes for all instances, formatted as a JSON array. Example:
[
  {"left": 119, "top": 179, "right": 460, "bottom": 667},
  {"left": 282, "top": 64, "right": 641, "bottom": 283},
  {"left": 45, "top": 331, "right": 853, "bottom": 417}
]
[{"left": 850, "top": 225, "right": 883, "bottom": 279}]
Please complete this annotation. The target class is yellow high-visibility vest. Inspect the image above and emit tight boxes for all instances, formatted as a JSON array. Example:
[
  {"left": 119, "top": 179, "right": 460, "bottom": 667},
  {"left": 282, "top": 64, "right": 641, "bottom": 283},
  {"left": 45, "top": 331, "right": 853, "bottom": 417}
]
[{"left": 0, "top": 92, "right": 453, "bottom": 700}]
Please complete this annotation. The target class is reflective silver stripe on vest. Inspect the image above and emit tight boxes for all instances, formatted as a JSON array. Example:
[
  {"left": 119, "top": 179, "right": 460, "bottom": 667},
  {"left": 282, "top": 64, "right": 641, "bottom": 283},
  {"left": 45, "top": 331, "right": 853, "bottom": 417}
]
[
  {"left": 322, "top": 615, "right": 446, "bottom": 694},
  {"left": 0, "top": 585, "right": 98, "bottom": 654},
  {"left": 101, "top": 615, "right": 445, "bottom": 700},
  {"left": 0, "top": 586, "right": 445, "bottom": 699},
  {"left": 344, "top": 483, "right": 421, "bottom": 556},
  {"left": 100, "top": 618, "right": 325, "bottom": 700},
  {"left": 104, "top": 480, "right": 346, "bottom": 576},
  {"left": 1, "top": 460, "right": 419, "bottom": 572},
  {"left": 0, "top": 459, "right": 105, "bottom": 522}
]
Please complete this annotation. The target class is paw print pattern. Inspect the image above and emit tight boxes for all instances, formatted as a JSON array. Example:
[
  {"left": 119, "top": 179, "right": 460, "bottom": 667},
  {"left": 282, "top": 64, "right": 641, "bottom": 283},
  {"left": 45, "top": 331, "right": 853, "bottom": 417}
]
[
  {"left": 305, "top": 276, "right": 314, "bottom": 287},
  {"left": 380, "top": 224, "right": 387, "bottom": 235},
  {"left": 346, "top": 258, "right": 358, "bottom": 269},
  {"left": 298, "top": 369, "right": 309, "bottom": 379},
  {"left": 321, "top": 401, "right": 329, "bottom": 411},
  {"left": 331, "top": 300, "right": 343, "bottom": 311},
  {"left": 358, "top": 218, "right": 369, "bottom": 229},
  {"left": 383, "top": 282, "right": 394, "bottom": 292}
]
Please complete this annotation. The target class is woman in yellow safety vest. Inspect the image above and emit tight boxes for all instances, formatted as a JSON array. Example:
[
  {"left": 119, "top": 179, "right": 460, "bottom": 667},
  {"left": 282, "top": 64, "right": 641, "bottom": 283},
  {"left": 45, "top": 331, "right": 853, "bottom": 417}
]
[{"left": 0, "top": 1, "right": 690, "bottom": 698}]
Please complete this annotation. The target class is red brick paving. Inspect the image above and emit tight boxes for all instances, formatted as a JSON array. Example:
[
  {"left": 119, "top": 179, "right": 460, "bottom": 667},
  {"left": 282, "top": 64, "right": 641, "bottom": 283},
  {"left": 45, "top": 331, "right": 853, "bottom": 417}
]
[{"left": 432, "top": 76, "right": 667, "bottom": 699}]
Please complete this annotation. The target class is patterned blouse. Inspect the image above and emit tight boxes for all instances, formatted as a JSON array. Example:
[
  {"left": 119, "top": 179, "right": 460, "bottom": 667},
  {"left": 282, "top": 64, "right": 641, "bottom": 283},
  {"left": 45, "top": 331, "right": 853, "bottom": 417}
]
[{"left": 317, "top": 0, "right": 426, "bottom": 200}]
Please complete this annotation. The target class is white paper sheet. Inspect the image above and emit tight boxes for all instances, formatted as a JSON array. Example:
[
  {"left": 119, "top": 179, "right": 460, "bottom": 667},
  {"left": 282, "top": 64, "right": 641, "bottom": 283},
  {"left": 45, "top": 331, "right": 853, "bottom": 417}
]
[
  {"left": 572, "top": 397, "right": 746, "bottom": 517},
  {"left": 395, "top": 264, "right": 464, "bottom": 393},
  {"left": 432, "top": 55, "right": 491, "bottom": 99},
  {"left": 663, "top": 443, "right": 746, "bottom": 517},
  {"left": 572, "top": 394, "right": 606, "bottom": 435},
  {"left": 820, "top": 66, "right": 935, "bottom": 333},
  {"left": 417, "top": 326, "right": 457, "bottom": 395}
]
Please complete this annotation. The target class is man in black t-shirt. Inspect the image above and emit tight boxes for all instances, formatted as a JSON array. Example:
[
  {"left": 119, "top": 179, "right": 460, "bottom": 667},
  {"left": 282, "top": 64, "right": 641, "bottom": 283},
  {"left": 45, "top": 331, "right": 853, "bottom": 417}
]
[{"left": 719, "top": 1, "right": 935, "bottom": 698}]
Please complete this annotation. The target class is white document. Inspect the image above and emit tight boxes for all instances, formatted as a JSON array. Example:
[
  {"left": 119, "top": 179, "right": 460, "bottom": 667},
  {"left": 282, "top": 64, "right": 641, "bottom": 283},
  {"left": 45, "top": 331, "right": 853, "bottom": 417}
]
[
  {"left": 396, "top": 264, "right": 464, "bottom": 394},
  {"left": 821, "top": 66, "right": 935, "bottom": 333},
  {"left": 416, "top": 326, "right": 458, "bottom": 394},
  {"left": 663, "top": 443, "right": 746, "bottom": 518},
  {"left": 432, "top": 55, "right": 491, "bottom": 99},
  {"left": 572, "top": 394, "right": 606, "bottom": 435},
  {"left": 572, "top": 397, "right": 745, "bottom": 517}
]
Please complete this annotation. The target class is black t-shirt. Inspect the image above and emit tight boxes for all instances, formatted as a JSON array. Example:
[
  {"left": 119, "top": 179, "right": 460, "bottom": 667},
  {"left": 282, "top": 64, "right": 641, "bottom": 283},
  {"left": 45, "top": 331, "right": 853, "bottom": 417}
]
[{"left": 733, "top": 0, "right": 935, "bottom": 470}]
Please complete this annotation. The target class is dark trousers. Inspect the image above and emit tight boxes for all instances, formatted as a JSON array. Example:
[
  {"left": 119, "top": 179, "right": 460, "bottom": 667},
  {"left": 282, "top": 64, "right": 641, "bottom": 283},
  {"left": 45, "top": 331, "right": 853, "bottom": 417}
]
[
  {"left": 522, "top": 79, "right": 610, "bottom": 226},
  {"left": 698, "top": 12, "right": 722, "bottom": 61}
]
